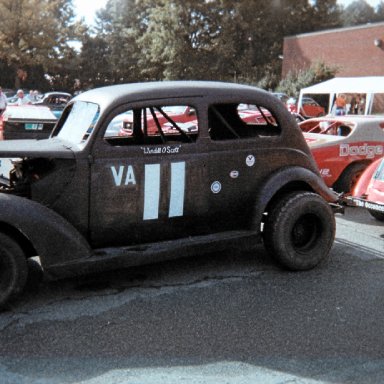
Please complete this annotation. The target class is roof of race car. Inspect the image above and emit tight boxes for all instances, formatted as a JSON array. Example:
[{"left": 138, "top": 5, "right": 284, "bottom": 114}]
[
  {"left": 304, "top": 115, "right": 384, "bottom": 124},
  {"left": 72, "top": 81, "right": 272, "bottom": 111},
  {"left": 301, "top": 114, "right": 384, "bottom": 145}
]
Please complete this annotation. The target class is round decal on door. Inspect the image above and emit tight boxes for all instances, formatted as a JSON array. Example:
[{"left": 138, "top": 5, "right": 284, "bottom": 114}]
[
  {"left": 246, "top": 154, "right": 255, "bottom": 167},
  {"left": 211, "top": 181, "right": 222, "bottom": 194}
]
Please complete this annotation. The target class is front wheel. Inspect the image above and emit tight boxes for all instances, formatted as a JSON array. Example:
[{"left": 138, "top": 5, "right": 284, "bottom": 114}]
[
  {"left": 333, "top": 162, "right": 368, "bottom": 193},
  {"left": 263, "top": 191, "right": 335, "bottom": 270},
  {"left": 0, "top": 233, "right": 28, "bottom": 310}
]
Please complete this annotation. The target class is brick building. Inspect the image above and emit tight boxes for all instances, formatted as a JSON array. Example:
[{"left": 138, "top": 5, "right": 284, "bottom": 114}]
[{"left": 282, "top": 22, "right": 384, "bottom": 78}]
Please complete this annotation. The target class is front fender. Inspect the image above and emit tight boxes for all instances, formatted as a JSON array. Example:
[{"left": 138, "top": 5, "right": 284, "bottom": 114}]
[
  {"left": 253, "top": 166, "right": 338, "bottom": 226},
  {"left": 0, "top": 193, "right": 92, "bottom": 268}
]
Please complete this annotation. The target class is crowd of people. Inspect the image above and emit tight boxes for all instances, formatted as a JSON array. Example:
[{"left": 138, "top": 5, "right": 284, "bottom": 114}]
[{"left": 332, "top": 93, "right": 366, "bottom": 116}]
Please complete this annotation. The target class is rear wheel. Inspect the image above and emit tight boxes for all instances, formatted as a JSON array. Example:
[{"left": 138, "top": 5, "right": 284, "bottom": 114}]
[
  {"left": 0, "top": 233, "right": 28, "bottom": 310},
  {"left": 333, "top": 162, "right": 368, "bottom": 193},
  {"left": 263, "top": 191, "right": 335, "bottom": 270}
]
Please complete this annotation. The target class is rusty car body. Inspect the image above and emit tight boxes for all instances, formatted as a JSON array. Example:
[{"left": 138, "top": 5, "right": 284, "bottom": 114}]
[{"left": 0, "top": 81, "right": 338, "bottom": 308}]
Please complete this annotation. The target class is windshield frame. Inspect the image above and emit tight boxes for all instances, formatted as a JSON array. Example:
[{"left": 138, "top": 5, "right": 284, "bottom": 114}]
[{"left": 52, "top": 100, "right": 100, "bottom": 148}]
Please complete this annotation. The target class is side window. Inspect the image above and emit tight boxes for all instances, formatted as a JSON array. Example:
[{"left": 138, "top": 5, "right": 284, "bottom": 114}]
[
  {"left": 208, "top": 103, "right": 280, "bottom": 141},
  {"left": 104, "top": 105, "right": 198, "bottom": 145}
]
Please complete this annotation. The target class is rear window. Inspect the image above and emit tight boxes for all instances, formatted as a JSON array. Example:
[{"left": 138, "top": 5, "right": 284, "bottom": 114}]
[{"left": 208, "top": 103, "right": 280, "bottom": 140}]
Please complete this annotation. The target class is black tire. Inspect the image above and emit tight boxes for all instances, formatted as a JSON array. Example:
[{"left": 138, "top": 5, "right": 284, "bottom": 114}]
[
  {"left": 369, "top": 209, "right": 384, "bottom": 221},
  {"left": 0, "top": 233, "right": 28, "bottom": 309},
  {"left": 333, "top": 162, "right": 368, "bottom": 193},
  {"left": 263, "top": 191, "right": 335, "bottom": 271}
]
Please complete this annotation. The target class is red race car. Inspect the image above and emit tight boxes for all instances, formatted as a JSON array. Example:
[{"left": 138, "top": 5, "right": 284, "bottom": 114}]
[
  {"left": 346, "top": 156, "right": 384, "bottom": 221},
  {"left": 299, "top": 116, "right": 384, "bottom": 192}
]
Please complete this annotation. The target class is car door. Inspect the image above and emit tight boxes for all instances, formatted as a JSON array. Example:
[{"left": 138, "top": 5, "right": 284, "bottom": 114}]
[
  {"left": 88, "top": 101, "right": 210, "bottom": 248},
  {"left": 204, "top": 101, "right": 285, "bottom": 231}
]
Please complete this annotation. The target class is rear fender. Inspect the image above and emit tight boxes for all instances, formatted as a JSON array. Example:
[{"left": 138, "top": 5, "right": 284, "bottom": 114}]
[
  {"left": 0, "top": 194, "right": 92, "bottom": 268},
  {"left": 253, "top": 166, "right": 338, "bottom": 227}
]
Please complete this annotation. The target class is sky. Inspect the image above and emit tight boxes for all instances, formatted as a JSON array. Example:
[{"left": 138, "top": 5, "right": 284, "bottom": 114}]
[
  {"left": 73, "top": 0, "right": 383, "bottom": 26},
  {"left": 73, "top": 0, "right": 108, "bottom": 25}
]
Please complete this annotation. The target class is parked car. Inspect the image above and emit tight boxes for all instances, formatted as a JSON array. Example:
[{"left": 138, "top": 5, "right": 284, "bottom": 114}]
[
  {"left": 0, "top": 105, "right": 57, "bottom": 140},
  {"left": 288, "top": 97, "right": 326, "bottom": 118},
  {"left": 0, "top": 81, "right": 339, "bottom": 308},
  {"left": 33, "top": 91, "right": 72, "bottom": 118},
  {"left": 299, "top": 115, "right": 384, "bottom": 192},
  {"left": 346, "top": 157, "right": 384, "bottom": 221}
]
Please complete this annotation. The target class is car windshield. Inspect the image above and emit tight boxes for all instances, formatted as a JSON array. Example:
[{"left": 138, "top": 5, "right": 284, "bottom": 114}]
[{"left": 57, "top": 101, "right": 100, "bottom": 146}]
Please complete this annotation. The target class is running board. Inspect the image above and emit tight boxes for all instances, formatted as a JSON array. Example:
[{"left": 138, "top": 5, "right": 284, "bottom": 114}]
[{"left": 46, "top": 230, "right": 260, "bottom": 279}]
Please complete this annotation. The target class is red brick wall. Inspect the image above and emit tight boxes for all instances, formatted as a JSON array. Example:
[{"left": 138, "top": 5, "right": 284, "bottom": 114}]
[{"left": 282, "top": 23, "right": 384, "bottom": 78}]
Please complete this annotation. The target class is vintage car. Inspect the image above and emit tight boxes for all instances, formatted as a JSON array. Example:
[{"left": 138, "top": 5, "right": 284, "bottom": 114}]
[
  {"left": 0, "top": 81, "right": 339, "bottom": 308},
  {"left": 33, "top": 91, "right": 72, "bottom": 118},
  {"left": 0, "top": 105, "right": 57, "bottom": 140},
  {"left": 346, "top": 157, "right": 384, "bottom": 221},
  {"left": 299, "top": 116, "right": 384, "bottom": 192}
]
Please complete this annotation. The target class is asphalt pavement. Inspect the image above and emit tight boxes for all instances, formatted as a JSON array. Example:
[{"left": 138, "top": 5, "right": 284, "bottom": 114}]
[{"left": 0, "top": 207, "right": 383, "bottom": 384}]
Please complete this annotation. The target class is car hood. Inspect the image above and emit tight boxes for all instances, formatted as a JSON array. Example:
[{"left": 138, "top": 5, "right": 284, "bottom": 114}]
[
  {"left": 0, "top": 138, "right": 75, "bottom": 158},
  {"left": 303, "top": 132, "right": 344, "bottom": 148}
]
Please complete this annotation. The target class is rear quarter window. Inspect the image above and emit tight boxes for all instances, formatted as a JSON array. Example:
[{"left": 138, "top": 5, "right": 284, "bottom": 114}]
[{"left": 208, "top": 103, "right": 281, "bottom": 140}]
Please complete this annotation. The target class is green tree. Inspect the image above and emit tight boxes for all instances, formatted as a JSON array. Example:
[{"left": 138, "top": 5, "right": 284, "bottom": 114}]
[
  {"left": 309, "top": 0, "right": 342, "bottom": 31},
  {"left": 89, "top": 0, "right": 343, "bottom": 88},
  {"left": 276, "top": 61, "right": 338, "bottom": 97},
  {"left": 341, "top": 0, "right": 376, "bottom": 26},
  {"left": 373, "top": 1, "right": 384, "bottom": 21},
  {"left": 0, "top": 0, "right": 85, "bottom": 89},
  {"left": 90, "top": 0, "right": 144, "bottom": 83},
  {"left": 134, "top": 0, "right": 223, "bottom": 80}
]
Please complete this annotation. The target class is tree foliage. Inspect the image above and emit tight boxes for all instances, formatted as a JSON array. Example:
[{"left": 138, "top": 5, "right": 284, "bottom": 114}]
[
  {"left": 0, "top": 0, "right": 383, "bottom": 92},
  {"left": 341, "top": 0, "right": 376, "bottom": 26},
  {"left": 276, "top": 61, "right": 338, "bottom": 96},
  {"left": 0, "top": 0, "right": 85, "bottom": 89},
  {"left": 85, "top": 0, "right": 345, "bottom": 89}
]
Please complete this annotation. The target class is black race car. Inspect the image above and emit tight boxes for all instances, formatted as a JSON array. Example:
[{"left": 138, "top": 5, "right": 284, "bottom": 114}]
[{"left": 0, "top": 81, "right": 339, "bottom": 308}]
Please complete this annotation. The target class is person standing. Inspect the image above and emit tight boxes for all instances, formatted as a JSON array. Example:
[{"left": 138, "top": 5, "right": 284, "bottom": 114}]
[
  {"left": 0, "top": 87, "right": 7, "bottom": 115},
  {"left": 15, "top": 89, "right": 30, "bottom": 106},
  {"left": 335, "top": 94, "right": 346, "bottom": 116}
]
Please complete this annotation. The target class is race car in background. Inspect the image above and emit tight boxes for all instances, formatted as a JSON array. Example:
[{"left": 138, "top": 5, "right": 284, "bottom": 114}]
[
  {"left": 299, "top": 116, "right": 384, "bottom": 193},
  {"left": 347, "top": 156, "right": 384, "bottom": 221}
]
